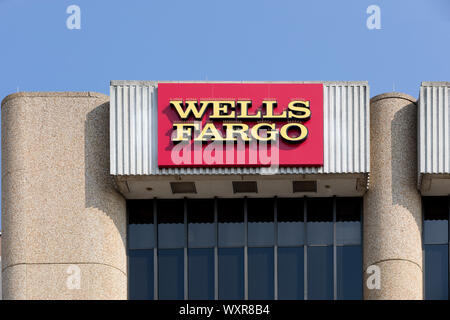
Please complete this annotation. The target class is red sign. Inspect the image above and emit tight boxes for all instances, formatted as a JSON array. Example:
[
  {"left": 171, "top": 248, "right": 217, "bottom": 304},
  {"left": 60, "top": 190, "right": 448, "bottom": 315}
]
[{"left": 157, "top": 83, "right": 323, "bottom": 167}]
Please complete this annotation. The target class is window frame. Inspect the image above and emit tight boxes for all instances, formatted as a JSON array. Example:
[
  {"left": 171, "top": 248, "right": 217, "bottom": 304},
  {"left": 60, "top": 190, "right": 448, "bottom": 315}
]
[
  {"left": 422, "top": 196, "right": 450, "bottom": 300},
  {"left": 127, "top": 196, "right": 363, "bottom": 300}
]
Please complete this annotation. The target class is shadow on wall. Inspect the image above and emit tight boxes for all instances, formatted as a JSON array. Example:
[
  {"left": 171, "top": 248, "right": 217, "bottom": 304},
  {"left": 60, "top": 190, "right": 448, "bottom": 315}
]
[
  {"left": 84, "top": 101, "right": 126, "bottom": 253},
  {"left": 391, "top": 100, "right": 422, "bottom": 227}
]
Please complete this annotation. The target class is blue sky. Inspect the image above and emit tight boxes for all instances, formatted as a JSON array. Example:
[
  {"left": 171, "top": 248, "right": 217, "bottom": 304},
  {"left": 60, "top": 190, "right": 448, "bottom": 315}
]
[{"left": 0, "top": 0, "right": 449, "bottom": 229}]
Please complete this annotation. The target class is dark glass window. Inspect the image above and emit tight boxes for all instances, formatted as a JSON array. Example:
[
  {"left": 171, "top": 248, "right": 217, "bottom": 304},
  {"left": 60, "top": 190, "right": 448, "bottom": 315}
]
[
  {"left": 337, "top": 246, "right": 362, "bottom": 299},
  {"left": 307, "top": 198, "right": 333, "bottom": 245},
  {"left": 158, "top": 249, "right": 184, "bottom": 300},
  {"left": 278, "top": 247, "right": 304, "bottom": 299},
  {"left": 335, "top": 198, "right": 362, "bottom": 299},
  {"left": 128, "top": 200, "right": 154, "bottom": 249},
  {"left": 158, "top": 200, "right": 184, "bottom": 249},
  {"left": 129, "top": 249, "right": 154, "bottom": 300},
  {"left": 218, "top": 199, "right": 245, "bottom": 247},
  {"left": 247, "top": 199, "right": 274, "bottom": 299},
  {"left": 248, "top": 198, "right": 274, "bottom": 247},
  {"left": 423, "top": 196, "right": 449, "bottom": 300},
  {"left": 128, "top": 197, "right": 362, "bottom": 300},
  {"left": 277, "top": 198, "right": 305, "bottom": 300},
  {"left": 307, "top": 246, "right": 333, "bottom": 300},
  {"left": 425, "top": 244, "right": 448, "bottom": 300},
  {"left": 218, "top": 248, "right": 244, "bottom": 299},
  {"left": 277, "top": 198, "right": 304, "bottom": 246},
  {"left": 248, "top": 247, "right": 274, "bottom": 300},
  {"left": 188, "top": 248, "right": 214, "bottom": 300},
  {"left": 188, "top": 199, "right": 215, "bottom": 248},
  {"left": 424, "top": 197, "right": 448, "bottom": 244},
  {"left": 128, "top": 200, "right": 155, "bottom": 300},
  {"left": 217, "top": 199, "right": 245, "bottom": 300},
  {"left": 336, "top": 198, "right": 361, "bottom": 245}
]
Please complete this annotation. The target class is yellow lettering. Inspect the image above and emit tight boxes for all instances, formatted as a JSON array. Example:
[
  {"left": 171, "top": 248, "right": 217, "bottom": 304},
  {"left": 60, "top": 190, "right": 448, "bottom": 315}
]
[
  {"left": 222, "top": 123, "right": 250, "bottom": 141},
  {"left": 251, "top": 123, "right": 277, "bottom": 141},
  {"left": 195, "top": 123, "right": 225, "bottom": 142},
  {"left": 279, "top": 123, "right": 308, "bottom": 142},
  {"left": 237, "top": 101, "right": 261, "bottom": 120},
  {"left": 262, "top": 101, "right": 287, "bottom": 119},
  {"left": 170, "top": 100, "right": 209, "bottom": 120},
  {"left": 207, "top": 101, "right": 236, "bottom": 119},
  {"left": 288, "top": 101, "right": 311, "bottom": 120},
  {"left": 172, "top": 123, "right": 199, "bottom": 142}
]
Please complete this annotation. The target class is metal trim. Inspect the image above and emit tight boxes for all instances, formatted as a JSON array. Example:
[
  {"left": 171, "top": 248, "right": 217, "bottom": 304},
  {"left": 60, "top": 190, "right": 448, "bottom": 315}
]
[
  {"left": 153, "top": 199, "right": 159, "bottom": 300},
  {"left": 418, "top": 83, "right": 450, "bottom": 179}
]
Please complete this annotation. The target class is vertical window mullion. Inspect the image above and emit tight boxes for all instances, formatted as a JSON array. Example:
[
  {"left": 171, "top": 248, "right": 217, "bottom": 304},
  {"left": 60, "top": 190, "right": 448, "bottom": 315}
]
[
  {"left": 333, "top": 196, "right": 337, "bottom": 300},
  {"left": 153, "top": 199, "right": 158, "bottom": 300},
  {"left": 423, "top": 196, "right": 450, "bottom": 300},
  {"left": 421, "top": 196, "right": 425, "bottom": 299},
  {"left": 304, "top": 196, "right": 308, "bottom": 300},
  {"left": 214, "top": 197, "right": 219, "bottom": 300},
  {"left": 126, "top": 203, "right": 129, "bottom": 299},
  {"left": 244, "top": 197, "right": 248, "bottom": 300},
  {"left": 448, "top": 195, "right": 450, "bottom": 299},
  {"left": 274, "top": 197, "right": 278, "bottom": 300},
  {"left": 184, "top": 197, "right": 188, "bottom": 300},
  {"left": 360, "top": 197, "right": 364, "bottom": 298}
]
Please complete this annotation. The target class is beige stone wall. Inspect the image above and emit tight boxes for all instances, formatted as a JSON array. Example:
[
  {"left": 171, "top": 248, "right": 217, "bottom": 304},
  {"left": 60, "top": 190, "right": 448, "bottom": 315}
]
[
  {"left": 364, "top": 93, "right": 423, "bottom": 300},
  {"left": 1, "top": 92, "right": 127, "bottom": 300}
]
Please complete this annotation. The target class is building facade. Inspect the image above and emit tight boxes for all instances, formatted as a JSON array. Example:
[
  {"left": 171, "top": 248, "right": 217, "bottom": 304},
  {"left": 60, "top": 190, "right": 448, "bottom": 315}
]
[{"left": 1, "top": 81, "right": 449, "bottom": 300}]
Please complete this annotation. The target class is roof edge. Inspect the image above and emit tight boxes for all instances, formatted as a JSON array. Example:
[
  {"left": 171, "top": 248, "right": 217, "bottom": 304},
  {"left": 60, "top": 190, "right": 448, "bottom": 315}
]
[
  {"left": 370, "top": 92, "right": 417, "bottom": 104},
  {"left": 421, "top": 81, "right": 450, "bottom": 87},
  {"left": 1, "top": 91, "right": 109, "bottom": 108},
  {"left": 110, "top": 80, "right": 369, "bottom": 86}
]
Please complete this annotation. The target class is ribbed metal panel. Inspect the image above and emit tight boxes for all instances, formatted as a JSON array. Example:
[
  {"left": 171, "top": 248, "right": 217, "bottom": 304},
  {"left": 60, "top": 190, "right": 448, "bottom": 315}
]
[
  {"left": 110, "top": 81, "right": 370, "bottom": 175},
  {"left": 110, "top": 83, "right": 158, "bottom": 175},
  {"left": 419, "top": 82, "right": 450, "bottom": 174}
]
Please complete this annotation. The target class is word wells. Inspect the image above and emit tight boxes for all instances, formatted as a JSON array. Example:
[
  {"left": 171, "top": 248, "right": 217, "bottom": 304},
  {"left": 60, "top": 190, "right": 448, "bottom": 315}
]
[{"left": 170, "top": 100, "right": 312, "bottom": 143}]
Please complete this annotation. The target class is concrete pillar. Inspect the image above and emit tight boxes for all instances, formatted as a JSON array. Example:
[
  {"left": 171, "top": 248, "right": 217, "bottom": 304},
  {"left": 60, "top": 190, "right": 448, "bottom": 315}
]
[
  {"left": 364, "top": 93, "right": 422, "bottom": 300},
  {"left": 1, "top": 92, "right": 127, "bottom": 299}
]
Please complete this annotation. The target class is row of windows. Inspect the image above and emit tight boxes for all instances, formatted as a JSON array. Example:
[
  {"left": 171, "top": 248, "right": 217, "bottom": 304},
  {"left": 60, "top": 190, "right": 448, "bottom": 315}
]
[
  {"left": 128, "top": 197, "right": 362, "bottom": 300},
  {"left": 128, "top": 196, "right": 450, "bottom": 300},
  {"left": 423, "top": 196, "right": 450, "bottom": 300},
  {"left": 130, "top": 246, "right": 362, "bottom": 300}
]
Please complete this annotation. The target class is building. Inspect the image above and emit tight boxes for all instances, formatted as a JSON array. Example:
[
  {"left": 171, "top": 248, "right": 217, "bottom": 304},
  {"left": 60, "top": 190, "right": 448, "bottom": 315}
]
[
  {"left": 0, "top": 232, "right": 2, "bottom": 300},
  {"left": 1, "top": 81, "right": 449, "bottom": 300}
]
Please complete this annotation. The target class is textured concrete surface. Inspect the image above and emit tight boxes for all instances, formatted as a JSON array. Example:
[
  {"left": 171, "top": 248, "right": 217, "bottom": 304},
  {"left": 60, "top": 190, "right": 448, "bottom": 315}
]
[
  {"left": 364, "top": 93, "right": 423, "bottom": 300},
  {"left": 1, "top": 92, "right": 127, "bottom": 300},
  {"left": 3, "top": 264, "right": 125, "bottom": 300},
  {"left": 363, "top": 260, "right": 422, "bottom": 300}
]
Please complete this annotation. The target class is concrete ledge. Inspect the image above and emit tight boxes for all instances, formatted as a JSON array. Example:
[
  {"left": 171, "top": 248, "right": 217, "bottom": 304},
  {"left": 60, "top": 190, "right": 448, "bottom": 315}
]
[
  {"left": 1, "top": 92, "right": 109, "bottom": 108},
  {"left": 370, "top": 92, "right": 417, "bottom": 104},
  {"left": 364, "top": 260, "right": 423, "bottom": 300},
  {"left": 421, "top": 81, "right": 450, "bottom": 87},
  {"left": 111, "top": 80, "right": 369, "bottom": 86},
  {"left": 2, "top": 263, "right": 126, "bottom": 300}
]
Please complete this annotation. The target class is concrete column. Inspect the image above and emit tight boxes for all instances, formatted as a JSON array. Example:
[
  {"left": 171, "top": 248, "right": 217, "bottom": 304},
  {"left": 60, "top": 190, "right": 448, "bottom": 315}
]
[
  {"left": 364, "top": 93, "right": 422, "bottom": 300},
  {"left": 1, "top": 92, "right": 127, "bottom": 299}
]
